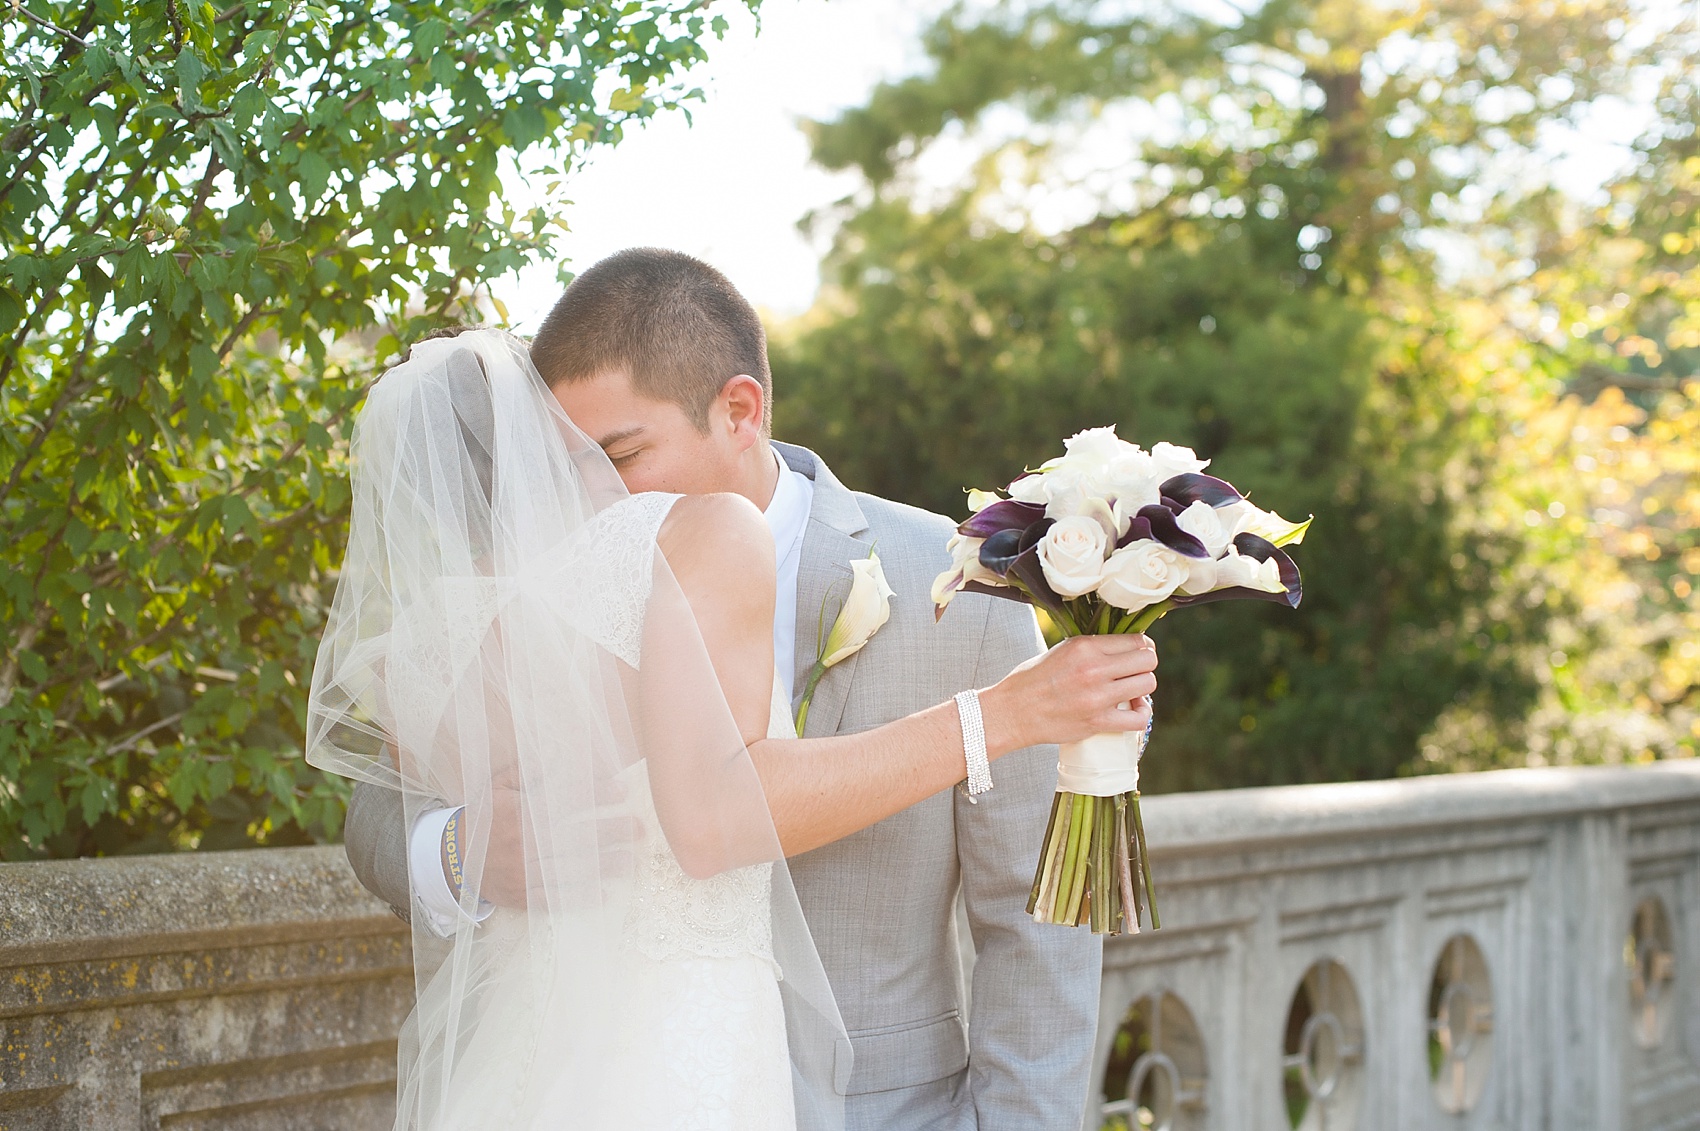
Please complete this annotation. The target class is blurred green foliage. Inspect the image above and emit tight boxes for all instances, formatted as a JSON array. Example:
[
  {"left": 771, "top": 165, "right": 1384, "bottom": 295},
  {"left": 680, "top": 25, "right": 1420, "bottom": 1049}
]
[
  {"left": 775, "top": 0, "right": 1700, "bottom": 789},
  {"left": 0, "top": 0, "right": 749, "bottom": 858}
]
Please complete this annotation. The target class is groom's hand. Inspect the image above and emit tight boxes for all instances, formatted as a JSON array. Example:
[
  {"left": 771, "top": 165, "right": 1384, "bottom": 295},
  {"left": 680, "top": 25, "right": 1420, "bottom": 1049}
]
[
  {"left": 465, "top": 769, "right": 647, "bottom": 910},
  {"left": 474, "top": 778, "right": 533, "bottom": 909},
  {"left": 980, "top": 634, "right": 1157, "bottom": 756}
]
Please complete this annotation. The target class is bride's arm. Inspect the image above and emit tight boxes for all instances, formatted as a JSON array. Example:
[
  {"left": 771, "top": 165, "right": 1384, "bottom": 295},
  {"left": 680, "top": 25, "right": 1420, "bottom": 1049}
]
[{"left": 655, "top": 493, "right": 1157, "bottom": 863}]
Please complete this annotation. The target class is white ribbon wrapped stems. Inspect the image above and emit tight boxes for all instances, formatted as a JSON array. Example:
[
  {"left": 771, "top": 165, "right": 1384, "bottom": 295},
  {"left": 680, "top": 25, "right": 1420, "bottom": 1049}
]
[{"left": 1056, "top": 729, "right": 1146, "bottom": 796}]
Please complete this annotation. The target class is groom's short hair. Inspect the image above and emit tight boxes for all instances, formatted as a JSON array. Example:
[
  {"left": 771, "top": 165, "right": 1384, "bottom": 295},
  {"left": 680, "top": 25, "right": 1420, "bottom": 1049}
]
[{"left": 530, "top": 248, "right": 771, "bottom": 432}]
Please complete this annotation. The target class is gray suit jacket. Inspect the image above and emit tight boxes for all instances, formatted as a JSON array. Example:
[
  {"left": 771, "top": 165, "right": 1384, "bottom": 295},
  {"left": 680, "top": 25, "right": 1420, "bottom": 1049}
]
[{"left": 341, "top": 442, "right": 1102, "bottom": 1130}]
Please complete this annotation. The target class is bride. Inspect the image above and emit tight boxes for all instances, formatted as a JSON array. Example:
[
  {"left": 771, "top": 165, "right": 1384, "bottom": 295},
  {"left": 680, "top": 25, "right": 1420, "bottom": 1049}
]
[{"left": 304, "top": 330, "right": 1156, "bottom": 1130}]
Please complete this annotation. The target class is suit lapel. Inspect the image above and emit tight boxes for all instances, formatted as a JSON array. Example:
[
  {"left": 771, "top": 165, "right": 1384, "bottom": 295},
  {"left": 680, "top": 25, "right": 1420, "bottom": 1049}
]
[{"left": 776, "top": 442, "right": 872, "bottom": 739}]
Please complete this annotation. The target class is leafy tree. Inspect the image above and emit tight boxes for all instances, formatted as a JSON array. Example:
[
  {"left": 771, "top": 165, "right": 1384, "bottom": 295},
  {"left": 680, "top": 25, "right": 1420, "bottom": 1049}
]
[
  {"left": 1, "top": 0, "right": 751, "bottom": 858},
  {"left": 1423, "top": 24, "right": 1700, "bottom": 768},
  {"left": 774, "top": 0, "right": 1680, "bottom": 789}
]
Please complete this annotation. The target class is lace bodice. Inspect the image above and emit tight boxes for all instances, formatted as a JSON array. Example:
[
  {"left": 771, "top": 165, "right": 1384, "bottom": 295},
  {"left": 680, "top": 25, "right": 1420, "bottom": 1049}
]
[
  {"left": 623, "top": 681, "right": 793, "bottom": 967},
  {"left": 384, "top": 492, "right": 678, "bottom": 747},
  {"left": 538, "top": 490, "right": 681, "bottom": 668},
  {"left": 550, "top": 491, "right": 790, "bottom": 967}
]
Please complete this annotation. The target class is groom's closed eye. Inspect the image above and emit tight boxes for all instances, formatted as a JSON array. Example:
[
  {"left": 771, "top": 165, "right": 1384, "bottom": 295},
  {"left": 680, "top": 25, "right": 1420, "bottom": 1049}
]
[{"left": 596, "top": 427, "right": 645, "bottom": 467}]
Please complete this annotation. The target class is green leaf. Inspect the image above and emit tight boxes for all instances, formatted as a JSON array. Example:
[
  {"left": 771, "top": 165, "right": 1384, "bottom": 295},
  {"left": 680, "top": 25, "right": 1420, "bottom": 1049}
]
[
  {"left": 296, "top": 147, "right": 331, "bottom": 201},
  {"left": 17, "top": 652, "right": 48, "bottom": 684},
  {"left": 63, "top": 518, "right": 94, "bottom": 558},
  {"left": 210, "top": 120, "right": 244, "bottom": 171},
  {"left": 176, "top": 50, "right": 208, "bottom": 114},
  {"left": 222, "top": 495, "right": 256, "bottom": 539},
  {"left": 0, "top": 0, "right": 749, "bottom": 860},
  {"left": 83, "top": 43, "right": 113, "bottom": 81},
  {"left": 413, "top": 18, "right": 449, "bottom": 56}
]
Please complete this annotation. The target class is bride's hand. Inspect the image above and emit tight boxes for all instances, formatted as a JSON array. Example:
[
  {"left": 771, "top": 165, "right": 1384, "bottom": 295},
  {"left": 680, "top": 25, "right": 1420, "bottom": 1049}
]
[{"left": 978, "top": 634, "right": 1157, "bottom": 756}]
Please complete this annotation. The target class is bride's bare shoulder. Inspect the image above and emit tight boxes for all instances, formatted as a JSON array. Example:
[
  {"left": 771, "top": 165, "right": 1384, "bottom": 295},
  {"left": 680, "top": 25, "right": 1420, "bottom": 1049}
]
[{"left": 657, "top": 492, "right": 774, "bottom": 589}]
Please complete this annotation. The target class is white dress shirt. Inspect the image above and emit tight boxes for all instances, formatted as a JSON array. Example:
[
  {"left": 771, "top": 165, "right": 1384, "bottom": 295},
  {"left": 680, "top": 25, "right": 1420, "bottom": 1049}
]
[{"left": 409, "top": 447, "right": 815, "bottom": 936}]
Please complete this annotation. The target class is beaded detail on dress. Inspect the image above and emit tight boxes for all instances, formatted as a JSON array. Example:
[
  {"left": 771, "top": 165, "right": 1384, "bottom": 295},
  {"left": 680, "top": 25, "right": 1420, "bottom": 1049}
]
[{"left": 622, "top": 766, "right": 777, "bottom": 967}]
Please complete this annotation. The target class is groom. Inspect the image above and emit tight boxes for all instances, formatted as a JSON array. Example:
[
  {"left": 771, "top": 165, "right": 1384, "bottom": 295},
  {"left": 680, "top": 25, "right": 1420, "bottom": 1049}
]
[{"left": 343, "top": 248, "right": 1107, "bottom": 1129}]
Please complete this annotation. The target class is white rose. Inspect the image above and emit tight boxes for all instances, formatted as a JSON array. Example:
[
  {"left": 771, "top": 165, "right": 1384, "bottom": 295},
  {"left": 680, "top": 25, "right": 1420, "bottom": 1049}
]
[
  {"left": 1148, "top": 441, "right": 1210, "bottom": 482},
  {"left": 1177, "top": 554, "right": 1218, "bottom": 595},
  {"left": 1213, "top": 547, "right": 1286, "bottom": 593},
  {"left": 1039, "top": 470, "right": 1118, "bottom": 537},
  {"left": 1036, "top": 466, "right": 1089, "bottom": 514},
  {"left": 1098, "top": 541, "right": 1192, "bottom": 612},
  {"left": 1038, "top": 515, "right": 1110, "bottom": 598},
  {"left": 1103, "top": 450, "right": 1161, "bottom": 530},
  {"left": 1217, "top": 500, "right": 1311, "bottom": 547},
  {"left": 931, "top": 534, "right": 998, "bottom": 610},
  {"left": 1059, "top": 426, "right": 1127, "bottom": 468},
  {"left": 1007, "top": 473, "right": 1049, "bottom": 504},
  {"left": 1175, "top": 499, "right": 1232, "bottom": 558},
  {"left": 823, "top": 552, "right": 896, "bottom": 666}
]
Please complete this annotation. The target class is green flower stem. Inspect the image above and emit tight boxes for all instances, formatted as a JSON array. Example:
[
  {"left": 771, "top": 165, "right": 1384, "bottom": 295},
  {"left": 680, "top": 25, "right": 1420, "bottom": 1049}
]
[
  {"left": 1047, "top": 794, "right": 1074, "bottom": 921},
  {"left": 1125, "top": 790, "right": 1145, "bottom": 929},
  {"left": 1132, "top": 791, "right": 1159, "bottom": 930},
  {"left": 1115, "top": 795, "right": 1137, "bottom": 934},
  {"left": 1063, "top": 794, "right": 1094, "bottom": 925},
  {"left": 1040, "top": 806, "right": 1070, "bottom": 922},
  {"left": 792, "top": 659, "right": 829, "bottom": 736},
  {"left": 1112, "top": 600, "right": 1172, "bottom": 636},
  {"left": 1028, "top": 791, "right": 1066, "bottom": 916},
  {"left": 1056, "top": 792, "right": 1088, "bottom": 921},
  {"left": 1091, "top": 794, "right": 1113, "bottom": 932}
]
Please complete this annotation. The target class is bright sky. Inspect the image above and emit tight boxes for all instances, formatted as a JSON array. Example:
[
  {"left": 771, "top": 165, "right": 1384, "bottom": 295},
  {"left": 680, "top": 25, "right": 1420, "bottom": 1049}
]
[
  {"left": 493, "top": 0, "right": 952, "bottom": 330},
  {"left": 491, "top": 0, "right": 1660, "bottom": 333}
]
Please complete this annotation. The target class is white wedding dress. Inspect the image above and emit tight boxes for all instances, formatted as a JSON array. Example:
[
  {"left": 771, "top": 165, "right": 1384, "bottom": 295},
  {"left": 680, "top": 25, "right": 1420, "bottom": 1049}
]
[
  {"left": 305, "top": 331, "right": 843, "bottom": 1131},
  {"left": 430, "top": 493, "right": 798, "bottom": 1131}
]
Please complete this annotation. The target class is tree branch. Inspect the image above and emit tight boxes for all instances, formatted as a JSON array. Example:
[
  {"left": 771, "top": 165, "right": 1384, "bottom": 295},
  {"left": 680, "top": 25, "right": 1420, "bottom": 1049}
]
[
  {"left": 0, "top": 321, "right": 100, "bottom": 510},
  {"left": 106, "top": 711, "right": 187, "bottom": 756},
  {"left": 11, "top": 6, "right": 89, "bottom": 46},
  {"left": 0, "top": 606, "right": 52, "bottom": 710}
]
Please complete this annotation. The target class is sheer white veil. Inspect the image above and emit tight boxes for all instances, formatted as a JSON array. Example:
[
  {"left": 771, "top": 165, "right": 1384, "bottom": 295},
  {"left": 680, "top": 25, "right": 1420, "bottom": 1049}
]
[{"left": 306, "top": 330, "right": 847, "bottom": 1130}]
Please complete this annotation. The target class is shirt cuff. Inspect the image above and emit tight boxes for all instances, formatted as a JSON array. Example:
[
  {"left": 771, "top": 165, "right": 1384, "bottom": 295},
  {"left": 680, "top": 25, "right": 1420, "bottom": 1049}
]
[{"left": 408, "top": 805, "right": 492, "bottom": 938}]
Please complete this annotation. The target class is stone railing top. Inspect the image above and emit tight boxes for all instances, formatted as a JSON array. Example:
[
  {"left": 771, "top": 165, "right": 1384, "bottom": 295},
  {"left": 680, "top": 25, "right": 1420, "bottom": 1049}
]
[
  {"left": 1140, "top": 759, "right": 1700, "bottom": 852},
  {"left": 0, "top": 844, "right": 397, "bottom": 965}
]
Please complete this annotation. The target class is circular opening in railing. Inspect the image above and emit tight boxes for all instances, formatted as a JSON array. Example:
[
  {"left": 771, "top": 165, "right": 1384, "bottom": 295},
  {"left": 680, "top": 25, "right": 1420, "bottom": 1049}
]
[
  {"left": 1627, "top": 896, "right": 1676, "bottom": 1051},
  {"left": 1101, "top": 991, "right": 1207, "bottom": 1130},
  {"left": 1281, "top": 959, "right": 1364, "bottom": 1130},
  {"left": 1427, "top": 933, "right": 1494, "bottom": 1114}
]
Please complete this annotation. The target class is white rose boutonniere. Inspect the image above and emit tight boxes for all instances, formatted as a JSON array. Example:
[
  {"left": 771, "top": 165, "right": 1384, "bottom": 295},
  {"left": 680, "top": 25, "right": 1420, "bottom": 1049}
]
[{"left": 796, "top": 548, "right": 894, "bottom": 734}]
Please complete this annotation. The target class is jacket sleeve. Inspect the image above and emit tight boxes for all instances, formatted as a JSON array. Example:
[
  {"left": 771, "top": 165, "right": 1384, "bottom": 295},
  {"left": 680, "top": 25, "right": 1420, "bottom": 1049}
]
[
  {"left": 343, "top": 779, "right": 414, "bottom": 923},
  {"left": 956, "top": 598, "right": 1103, "bottom": 1130}
]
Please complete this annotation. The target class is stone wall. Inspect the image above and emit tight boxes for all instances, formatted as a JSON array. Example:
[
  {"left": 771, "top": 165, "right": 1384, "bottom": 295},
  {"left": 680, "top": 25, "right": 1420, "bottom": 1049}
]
[
  {"left": 1095, "top": 761, "right": 1700, "bottom": 1131},
  {"left": 1, "top": 762, "right": 1696, "bottom": 1130},
  {"left": 0, "top": 847, "right": 410, "bottom": 1130}
]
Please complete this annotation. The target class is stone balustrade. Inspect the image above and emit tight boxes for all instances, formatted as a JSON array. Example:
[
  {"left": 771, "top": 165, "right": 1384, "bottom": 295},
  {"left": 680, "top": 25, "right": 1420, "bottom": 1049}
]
[
  {"left": 0, "top": 847, "right": 411, "bottom": 1130},
  {"left": 0, "top": 762, "right": 1694, "bottom": 1130},
  {"left": 1097, "top": 761, "right": 1700, "bottom": 1131}
]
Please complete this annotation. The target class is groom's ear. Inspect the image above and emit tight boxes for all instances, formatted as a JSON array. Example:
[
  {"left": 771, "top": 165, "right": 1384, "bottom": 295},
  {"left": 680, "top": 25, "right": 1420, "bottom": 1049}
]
[{"left": 715, "top": 374, "right": 767, "bottom": 449}]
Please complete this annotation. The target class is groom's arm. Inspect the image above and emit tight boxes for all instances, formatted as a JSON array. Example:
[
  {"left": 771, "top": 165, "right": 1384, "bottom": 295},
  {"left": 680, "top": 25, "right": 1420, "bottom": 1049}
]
[
  {"left": 957, "top": 600, "right": 1103, "bottom": 1130},
  {"left": 343, "top": 779, "right": 415, "bottom": 922}
]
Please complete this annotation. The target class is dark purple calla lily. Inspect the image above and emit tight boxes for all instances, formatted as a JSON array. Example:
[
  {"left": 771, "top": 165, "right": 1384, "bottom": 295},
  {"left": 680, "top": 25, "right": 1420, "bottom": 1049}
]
[
  {"left": 1159, "top": 473, "right": 1244, "bottom": 509},
  {"left": 977, "top": 527, "right": 1027, "bottom": 576},
  {"left": 1135, "top": 504, "right": 1211, "bottom": 558},
  {"left": 959, "top": 499, "right": 1047, "bottom": 539},
  {"left": 1168, "top": 532, "right": 1303, "bottom": 609},
  {"left": 975, "top": 518, "right": 1068, "bottom": 617},
  {"left": 1115, "top": 514, "right": 1155, "bottom": 549}
]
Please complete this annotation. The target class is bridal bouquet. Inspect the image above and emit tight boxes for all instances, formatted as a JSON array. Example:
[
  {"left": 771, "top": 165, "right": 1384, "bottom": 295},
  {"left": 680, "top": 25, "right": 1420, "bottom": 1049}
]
[{"left": 932, "top": 427, "right": 1308, "bottom": 934}]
